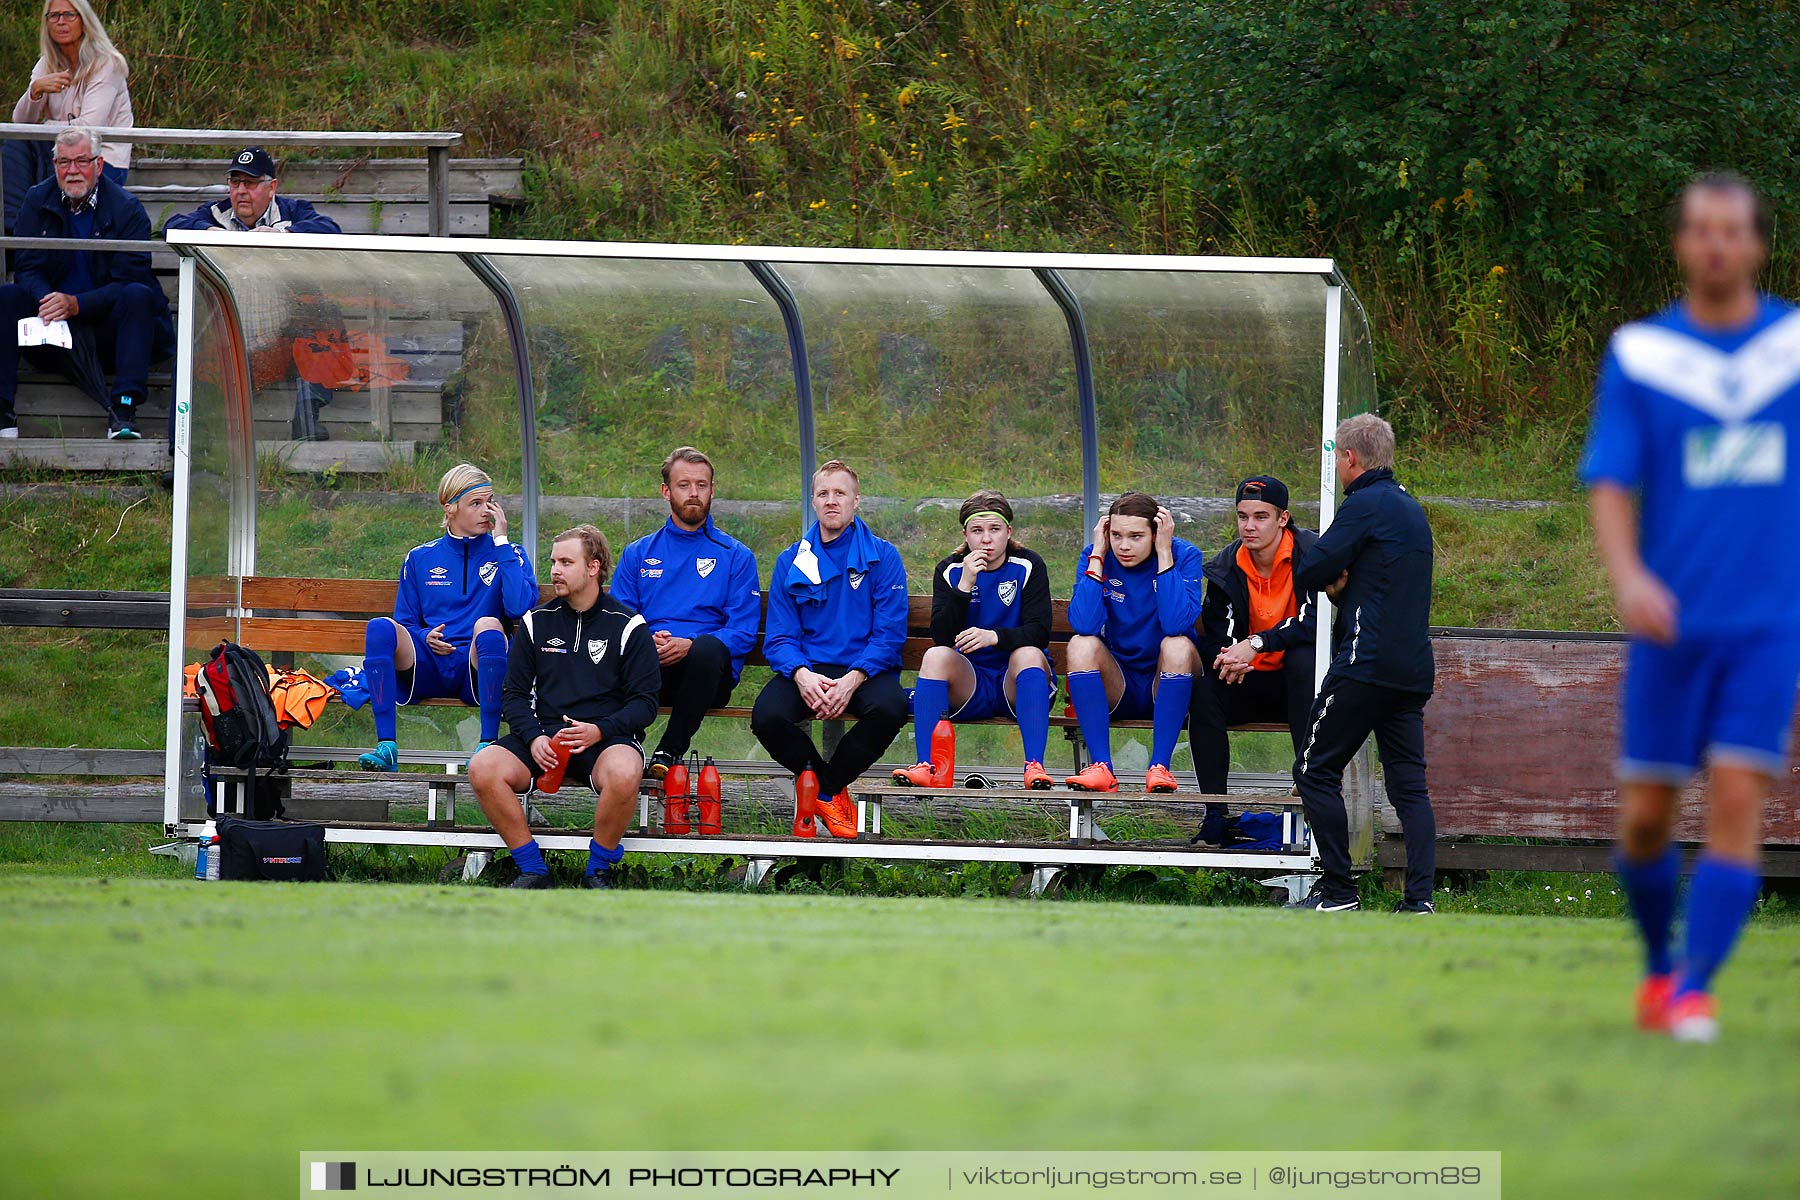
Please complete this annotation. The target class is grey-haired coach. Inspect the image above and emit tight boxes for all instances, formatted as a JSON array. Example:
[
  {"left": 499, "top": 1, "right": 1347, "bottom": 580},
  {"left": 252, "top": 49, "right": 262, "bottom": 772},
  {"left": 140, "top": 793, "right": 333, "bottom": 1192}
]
[{"left": 1287, "top": 413, "right": 1437, "bottom": 913}]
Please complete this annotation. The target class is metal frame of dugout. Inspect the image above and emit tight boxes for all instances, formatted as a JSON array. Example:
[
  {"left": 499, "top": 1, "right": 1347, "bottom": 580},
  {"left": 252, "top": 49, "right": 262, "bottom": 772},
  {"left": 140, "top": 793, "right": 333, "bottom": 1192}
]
[{"left": 159, "top": 229, "right": 1380, "bottom": 889}]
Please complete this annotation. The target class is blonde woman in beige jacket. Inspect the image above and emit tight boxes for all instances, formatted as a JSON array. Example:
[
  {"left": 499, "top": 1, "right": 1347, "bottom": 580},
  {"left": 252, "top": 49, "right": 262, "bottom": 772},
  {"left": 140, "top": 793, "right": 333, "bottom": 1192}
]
[{"left": 6, "top": 0, "right": 133, "bottom": 229}]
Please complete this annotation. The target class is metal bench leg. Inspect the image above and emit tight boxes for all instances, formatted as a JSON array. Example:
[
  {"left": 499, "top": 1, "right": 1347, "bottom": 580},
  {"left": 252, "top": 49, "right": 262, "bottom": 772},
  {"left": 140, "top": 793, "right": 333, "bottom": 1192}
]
[
  {"left": 855, "top": 796, "right": 866, "bottom": 834},
  {"left": 743, "top": 858, "right": 776, "bottom": 888},
  {"left": 427, "top": 780, "right": 455, "bottom": 826},
  {"left": 1029, "top": 866, "right": 1062, "bottom": 897},
  {"left": 462, "top": 851, "right": 491, "bottom": 882},
  {"left": 1263, "top": 873, "right": 1319, "bottom": 904},
  {"left": 638, "top": 787, "right": 651, "bottom": 832}
]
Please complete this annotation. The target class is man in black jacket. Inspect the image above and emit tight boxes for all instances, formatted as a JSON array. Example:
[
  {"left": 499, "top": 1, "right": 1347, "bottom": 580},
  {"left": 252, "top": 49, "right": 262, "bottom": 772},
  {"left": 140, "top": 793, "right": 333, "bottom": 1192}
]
[
  {"left": 1288, "top": 414, "right": 1437, "bottom": 913},
  {"left": 0, "top": 127, "right": 174, "bottom": 441},
  {"left": 468, "top": 524, "right": 661, "bottom": 890},
  {"left": 1189, "top": 475, "right": 1319, "bottom": 844}
]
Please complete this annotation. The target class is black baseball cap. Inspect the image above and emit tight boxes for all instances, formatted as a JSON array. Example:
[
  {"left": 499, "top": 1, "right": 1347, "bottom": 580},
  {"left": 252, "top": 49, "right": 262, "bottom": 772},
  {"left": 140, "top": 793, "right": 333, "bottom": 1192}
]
[
  {"left": 226, "top": 147, "right": 277, "bottom": 181},
  {"left": 1235, "top": 475, "right": 1289, "bottom": 512}
]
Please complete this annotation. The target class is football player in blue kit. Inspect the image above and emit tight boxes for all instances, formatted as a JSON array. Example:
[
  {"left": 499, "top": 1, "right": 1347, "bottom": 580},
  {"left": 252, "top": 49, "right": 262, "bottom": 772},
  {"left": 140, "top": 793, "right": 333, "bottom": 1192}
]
[
  {"left": 611, "top": 447, "right": 761, "bottom": 778},
  {"left": 1065, "top": 491, "right": 1207, "bottom": 794},
  {"left": 1584, "top": 172, "right": 1800, "bottom": 1042},
  {"left": 357, "top": 463, "right": 539, "bottom": 772},
  {"left": 894, "top": 489, "right": 1056, "bottom": 790},
  {"left": 753, "top": 460, "right": 909, "bottom": 838}
]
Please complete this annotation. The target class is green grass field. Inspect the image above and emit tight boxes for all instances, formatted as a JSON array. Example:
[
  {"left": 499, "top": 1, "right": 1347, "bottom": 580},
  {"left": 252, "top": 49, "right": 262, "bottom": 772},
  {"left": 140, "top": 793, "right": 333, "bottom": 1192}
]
[{"left": 2, "top": 871, "right": 1796, "bottom": 1200}]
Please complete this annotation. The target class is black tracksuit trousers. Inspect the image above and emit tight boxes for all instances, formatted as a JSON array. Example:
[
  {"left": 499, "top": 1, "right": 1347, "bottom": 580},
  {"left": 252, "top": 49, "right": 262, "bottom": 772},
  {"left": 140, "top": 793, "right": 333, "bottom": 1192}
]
[
  {"left": 1295, "top": 673, "right": 1436, "bottom": 903},
  {"left": 653, "top": 634, "right": 737, "bottom": 760}
]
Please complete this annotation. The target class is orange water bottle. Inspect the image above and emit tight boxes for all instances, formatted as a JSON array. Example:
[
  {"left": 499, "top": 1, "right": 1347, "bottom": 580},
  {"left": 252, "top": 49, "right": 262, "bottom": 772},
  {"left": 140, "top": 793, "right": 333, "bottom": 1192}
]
[
  {"left": 538, "top": 736, "right": 572, "bottom": 794},
  {"left": 663, "top": 757, "right": 691, "bottom": 834},
  {"left": 930, "top": 718, "right": 956, "bottom": 788},
  {"left": 697, "top": 756, "right": 723, "bottom": 835},
  {"left": 793, "top": 769, "right": 819, "bottom": 838}
]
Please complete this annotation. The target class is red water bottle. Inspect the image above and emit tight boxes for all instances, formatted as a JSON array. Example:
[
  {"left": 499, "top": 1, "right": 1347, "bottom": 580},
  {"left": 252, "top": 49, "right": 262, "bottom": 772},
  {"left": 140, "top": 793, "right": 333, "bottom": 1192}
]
[
  {"left": 663, "top": 757, "right": 691, "bottom": 834},
  {"left": 930, "top": 718, "right": 956, "bottom": 788},
  {"left": 538, "top": 736, "right": 572, "bottom": 794},
  {"left": 697, "top": 756, "right": 722, "bottom": 835},
  {"left": 793, "top": 769, "right": 819, "bottom": 838}
]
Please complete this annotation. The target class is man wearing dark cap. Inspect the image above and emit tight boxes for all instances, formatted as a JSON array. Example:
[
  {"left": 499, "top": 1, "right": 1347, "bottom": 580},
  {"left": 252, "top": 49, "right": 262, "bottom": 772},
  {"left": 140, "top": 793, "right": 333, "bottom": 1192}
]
[
  {"left": 162, "top": 148, "right": 341, "bottom": 236},
  {"left": 164, "top": 147, "right": 343, "bottom": 439},
  {"left": 1189, "top": 475, "right": 1319, "bottom": 844}
]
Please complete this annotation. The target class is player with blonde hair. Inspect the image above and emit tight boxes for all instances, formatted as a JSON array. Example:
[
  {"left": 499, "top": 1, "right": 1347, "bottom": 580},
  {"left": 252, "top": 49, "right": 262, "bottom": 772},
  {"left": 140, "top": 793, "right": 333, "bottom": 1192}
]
[{"left": 356, "top": 464, "right": 540, "bottom": 772}]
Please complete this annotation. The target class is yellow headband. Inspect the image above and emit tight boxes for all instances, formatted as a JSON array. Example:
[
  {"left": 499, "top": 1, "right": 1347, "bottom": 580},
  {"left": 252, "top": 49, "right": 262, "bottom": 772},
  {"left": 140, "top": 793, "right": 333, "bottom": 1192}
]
[{"left": 962, "top": 510, "right": 1009, "bottom": 528}]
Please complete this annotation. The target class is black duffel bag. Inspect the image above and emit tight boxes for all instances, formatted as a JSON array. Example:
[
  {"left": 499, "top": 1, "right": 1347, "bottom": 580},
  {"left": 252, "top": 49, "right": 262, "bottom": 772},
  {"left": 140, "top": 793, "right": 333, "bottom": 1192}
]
[{"left": 217, "top": 818, "right": 328, "bottom": 882}]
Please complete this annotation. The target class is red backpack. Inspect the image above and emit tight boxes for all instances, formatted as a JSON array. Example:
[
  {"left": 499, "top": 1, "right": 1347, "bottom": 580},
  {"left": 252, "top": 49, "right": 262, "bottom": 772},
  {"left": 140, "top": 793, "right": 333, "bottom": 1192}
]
[{"left": 195, "top": 641, "right": 290, "bottom": 816}]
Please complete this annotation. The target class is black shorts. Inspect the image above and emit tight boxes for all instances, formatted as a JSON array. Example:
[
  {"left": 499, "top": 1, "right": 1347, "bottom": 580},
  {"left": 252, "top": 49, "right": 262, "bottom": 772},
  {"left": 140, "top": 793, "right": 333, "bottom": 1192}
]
[{"left": 494, "top": 732, "right": 644, "bottom": 791}]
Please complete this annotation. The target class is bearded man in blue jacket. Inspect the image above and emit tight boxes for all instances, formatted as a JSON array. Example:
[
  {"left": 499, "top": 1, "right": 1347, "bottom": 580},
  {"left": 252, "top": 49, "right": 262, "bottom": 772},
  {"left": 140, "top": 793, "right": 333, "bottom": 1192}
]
[
  {"left": 611, "top": 446, "right": 761, "bottom": 778},
  {"left": 752, "top": 459, "right": 908, "bottom": 838}
]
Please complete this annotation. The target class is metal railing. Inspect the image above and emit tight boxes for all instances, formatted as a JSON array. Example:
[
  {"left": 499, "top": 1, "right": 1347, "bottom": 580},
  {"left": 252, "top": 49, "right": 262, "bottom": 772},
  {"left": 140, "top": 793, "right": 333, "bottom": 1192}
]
[{"left": 0, "top": 124, "right": 462, "bottom": 236}]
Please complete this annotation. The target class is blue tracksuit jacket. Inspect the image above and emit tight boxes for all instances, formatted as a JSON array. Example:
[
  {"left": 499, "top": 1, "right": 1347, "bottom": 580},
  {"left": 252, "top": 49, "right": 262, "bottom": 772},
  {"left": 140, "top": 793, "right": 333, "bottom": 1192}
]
[
  {"left": 763, "top": 516, "right": 908, "bottom": 678},
  {"left": 610, "top": 516, "right": 762, "bottom": 681},
  {"left": 1067, "top": 537, "right": 1206, "bottom": 675},
  {"left": 393, "top": 532, "right": 539, "bottom": 652}
]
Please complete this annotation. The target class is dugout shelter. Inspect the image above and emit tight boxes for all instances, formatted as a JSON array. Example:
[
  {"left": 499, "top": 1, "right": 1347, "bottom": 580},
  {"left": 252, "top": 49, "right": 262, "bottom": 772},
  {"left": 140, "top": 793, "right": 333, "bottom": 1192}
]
[{"left": 160, "top": 230, "right": 1378, "bottom": 885}]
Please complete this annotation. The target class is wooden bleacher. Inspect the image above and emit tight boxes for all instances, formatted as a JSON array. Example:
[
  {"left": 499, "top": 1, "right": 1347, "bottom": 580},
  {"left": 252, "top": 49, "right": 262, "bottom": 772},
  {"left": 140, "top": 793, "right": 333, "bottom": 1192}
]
[{"left": 0, "top": 130, "right": 519, "bottom": 474}]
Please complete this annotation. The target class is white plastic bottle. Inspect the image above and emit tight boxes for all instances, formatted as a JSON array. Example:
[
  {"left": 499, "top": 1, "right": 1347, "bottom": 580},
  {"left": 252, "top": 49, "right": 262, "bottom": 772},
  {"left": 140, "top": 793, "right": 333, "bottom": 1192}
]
[{"left": 194, "top": 820, "right": 219, "bottom": 882}]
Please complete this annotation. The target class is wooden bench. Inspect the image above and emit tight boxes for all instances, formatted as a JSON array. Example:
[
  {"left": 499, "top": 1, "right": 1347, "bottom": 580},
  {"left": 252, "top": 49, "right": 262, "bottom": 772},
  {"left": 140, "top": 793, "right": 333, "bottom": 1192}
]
[
  {"left": 186, "top": 572, "right": 1291, "bottom": 734},
  {"left": 183, "top": 574, "right": 1304, "bottom": 839}
]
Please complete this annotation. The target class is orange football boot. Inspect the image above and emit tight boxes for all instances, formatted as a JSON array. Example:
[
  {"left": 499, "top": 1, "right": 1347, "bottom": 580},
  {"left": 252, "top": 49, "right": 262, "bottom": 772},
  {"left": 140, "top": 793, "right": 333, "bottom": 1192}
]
[
  {"left": 1065, "top": 762, "right": 1119, "bottom": 792},
  {"left": 1022, "top": 760, "right": 1053, "bottom": 790},
  {"left": 1144, "top": 764, "right": 1179, "bottom": 793},
  {"left": 1636, "top": 974, "right": 1676, "bottom": 1032},
  {"left": 815, "top": 789, "right": 859, "bottom": 839},
  {"left": 892, "top": 762, "right": 943, "bottom": 787},
  {"left": 1667, "top": 990, "right": 1719, "bottom": 1044}
]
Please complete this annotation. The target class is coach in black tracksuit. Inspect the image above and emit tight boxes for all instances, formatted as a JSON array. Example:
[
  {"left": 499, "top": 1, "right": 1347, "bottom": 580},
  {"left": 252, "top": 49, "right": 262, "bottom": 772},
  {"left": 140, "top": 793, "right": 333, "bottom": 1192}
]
[{"left": 1289, "top": 416, "right": 1436, "bottom": 912}]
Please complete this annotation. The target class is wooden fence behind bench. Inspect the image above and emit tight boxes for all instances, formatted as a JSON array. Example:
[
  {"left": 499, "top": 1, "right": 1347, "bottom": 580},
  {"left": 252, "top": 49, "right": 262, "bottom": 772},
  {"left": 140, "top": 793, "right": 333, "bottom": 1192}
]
[{"left": 1424, "top": 631, "right": 1800, "bottom": 843}]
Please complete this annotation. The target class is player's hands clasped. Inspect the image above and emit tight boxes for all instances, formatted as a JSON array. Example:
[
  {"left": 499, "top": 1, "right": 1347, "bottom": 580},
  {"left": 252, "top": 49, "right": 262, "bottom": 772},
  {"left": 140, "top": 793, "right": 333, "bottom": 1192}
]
[
  {"left": 1213, "top": 639, "right": 1258, "bottom": 684},
  {"left": 954, "top": 627, "right": 999, "bottom": 654},
  {"left": 653, "top": 630, "right": 692, "bottom": 665}
]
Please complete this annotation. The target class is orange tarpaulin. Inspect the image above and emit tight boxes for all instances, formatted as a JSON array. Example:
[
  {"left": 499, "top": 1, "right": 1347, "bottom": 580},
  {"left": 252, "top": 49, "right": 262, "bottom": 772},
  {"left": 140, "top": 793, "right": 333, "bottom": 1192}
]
[{"left": 291, "top": 330, "right": 413, "bottom": 391}]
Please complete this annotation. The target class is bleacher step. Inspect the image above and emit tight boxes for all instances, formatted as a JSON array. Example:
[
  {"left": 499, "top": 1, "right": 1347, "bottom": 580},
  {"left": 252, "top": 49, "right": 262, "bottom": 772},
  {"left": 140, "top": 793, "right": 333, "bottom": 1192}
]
[
  {"left": 128, "top": 157, "right": 525, "bottom": 202},
  {"left": 0, "top": 438, "right": 415, "bottom": 473}
]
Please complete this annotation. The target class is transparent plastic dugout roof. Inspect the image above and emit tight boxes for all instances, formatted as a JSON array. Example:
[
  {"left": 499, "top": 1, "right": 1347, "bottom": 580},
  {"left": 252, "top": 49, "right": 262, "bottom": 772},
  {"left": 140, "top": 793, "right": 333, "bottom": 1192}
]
[{"left": 159, "top": 232, "right": 1375, "bottom": 801}]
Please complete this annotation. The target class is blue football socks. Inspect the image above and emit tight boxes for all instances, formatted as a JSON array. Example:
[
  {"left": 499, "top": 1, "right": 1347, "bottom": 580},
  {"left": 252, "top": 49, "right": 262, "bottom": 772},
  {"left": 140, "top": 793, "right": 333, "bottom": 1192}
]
[
  {"left": 511, "top": 838, "right": 548, "bottom": 877},
  {"left": 1614, "top": 844, "right": 1680, "bottom": 977},
  {"left": 1066, "top": 670, "right": 1112, "bottom": 767},
  {"left": 912, "top": 676, "right": 950, "bottom": 762},
  {"left": 1014, "top": 667, "right": 1051, "bottom": 764},
  {"left": 364, "top": 618, "right": 399, "bottom": 742},
  {"left": 1677, "top": 855, "right": 1761, "bottom": 997},
  {"left": 1151, "top": 672, "right": 1193, "bottom": 768},
  {"left": 474, "top": 628, "right": 508, "bottom": 743},
  {"left": 586, "top": 839, "right": 625, "bottom": 878}
]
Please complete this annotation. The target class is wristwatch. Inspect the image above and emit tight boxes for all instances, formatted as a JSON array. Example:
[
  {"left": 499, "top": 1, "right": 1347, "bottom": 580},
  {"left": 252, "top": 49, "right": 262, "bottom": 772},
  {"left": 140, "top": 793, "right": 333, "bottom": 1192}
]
[{"left": 1249, "top": 634, "right": 1266, "bottom": 652}]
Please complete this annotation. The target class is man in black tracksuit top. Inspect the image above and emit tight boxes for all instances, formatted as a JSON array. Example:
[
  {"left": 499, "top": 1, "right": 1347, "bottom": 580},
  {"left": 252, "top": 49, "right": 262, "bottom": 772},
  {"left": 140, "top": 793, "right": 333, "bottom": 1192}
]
[
  {"left": 1190, "top": 475, "right": 1320, "bottom": 844},
  {"left": 468, "top": 524, "right": 661, "bottom": 889},
  {"left": 1289, "top": 415, "right": 1437, "bottom": 913}
]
